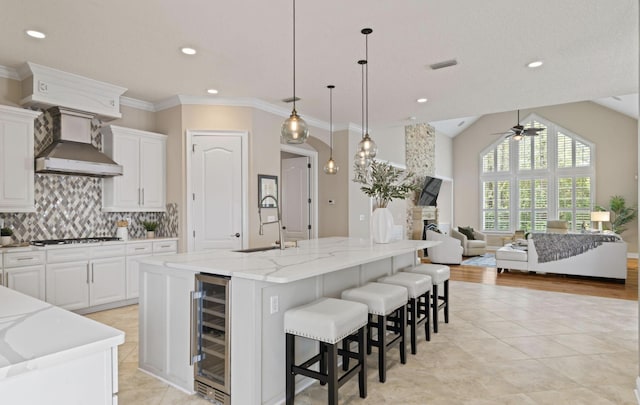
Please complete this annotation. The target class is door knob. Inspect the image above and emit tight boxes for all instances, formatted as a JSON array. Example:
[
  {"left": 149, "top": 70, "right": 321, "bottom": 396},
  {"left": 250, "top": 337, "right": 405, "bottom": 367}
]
[{"left": 231, "top": 233, "right": 240, "bottom": 238}]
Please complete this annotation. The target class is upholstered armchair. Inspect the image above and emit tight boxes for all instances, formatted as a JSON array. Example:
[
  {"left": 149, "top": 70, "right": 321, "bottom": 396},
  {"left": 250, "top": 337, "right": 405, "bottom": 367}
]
[
  {"left": 426, "top": 230, "right": 463, "bottom": 264},
  {"left": 451, "top": 228, "right": 487, "bottom": 256}
]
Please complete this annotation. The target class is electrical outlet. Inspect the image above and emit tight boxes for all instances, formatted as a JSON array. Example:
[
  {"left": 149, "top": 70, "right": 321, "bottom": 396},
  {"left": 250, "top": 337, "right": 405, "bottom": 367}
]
[
  {"left": 359, "top": 214, "right": 365, "bottom": 221},
  {"left": 270, "top": 296, "right": 279, "bottom": 314},
  {"left": 328, "top": 199, "right": 335, "bottom": 205}
]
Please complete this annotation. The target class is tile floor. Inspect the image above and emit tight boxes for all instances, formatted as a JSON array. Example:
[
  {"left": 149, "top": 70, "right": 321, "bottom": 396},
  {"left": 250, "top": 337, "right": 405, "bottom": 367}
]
[{"left": 87, "top": 281, "right": 639, "bottom": 404}]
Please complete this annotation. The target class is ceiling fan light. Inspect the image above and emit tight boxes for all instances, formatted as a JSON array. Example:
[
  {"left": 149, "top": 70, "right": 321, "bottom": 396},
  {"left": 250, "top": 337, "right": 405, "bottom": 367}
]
[
  {"left": 281, "top": 110, "right": 309, "bottom": 144},
  {"left": 512, "top": 133, "right": 523, "bottom": 141}
]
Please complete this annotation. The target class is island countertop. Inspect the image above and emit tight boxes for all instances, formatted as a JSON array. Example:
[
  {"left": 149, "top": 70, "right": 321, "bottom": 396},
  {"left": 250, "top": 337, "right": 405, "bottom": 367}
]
[
  {"left": 0, "top": 285, "right": 124, "bottom": 380},
  {"left": 139, "top": 237, "right": 436, "bottom": 283}
]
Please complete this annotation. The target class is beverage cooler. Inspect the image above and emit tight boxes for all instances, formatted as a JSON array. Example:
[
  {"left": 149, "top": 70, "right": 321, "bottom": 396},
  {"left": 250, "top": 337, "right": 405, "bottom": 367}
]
[{"left": 192, "top": 274, "right": 230, "bottom": 405}]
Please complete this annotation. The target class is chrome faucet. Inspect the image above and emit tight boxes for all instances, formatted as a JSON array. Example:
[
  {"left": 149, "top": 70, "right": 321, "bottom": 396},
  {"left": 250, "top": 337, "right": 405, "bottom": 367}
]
[{"left": 258, "top": 194, "right": 285, "bottom": 250}]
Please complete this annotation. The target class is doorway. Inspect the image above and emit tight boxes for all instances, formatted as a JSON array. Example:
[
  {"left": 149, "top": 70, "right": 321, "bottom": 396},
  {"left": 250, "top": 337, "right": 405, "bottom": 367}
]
[
  {"left": 186, "top": 130, "right": 248, "bottom": 252},
  {"left": 280, "top": 144, "right": 318, "bottom": 240}
]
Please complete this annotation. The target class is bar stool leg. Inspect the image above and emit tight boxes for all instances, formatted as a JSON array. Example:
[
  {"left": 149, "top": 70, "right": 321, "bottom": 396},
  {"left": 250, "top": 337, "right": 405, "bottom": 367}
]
[
  {"left": 285, "top": 333, "right": 295, "bottom": 405},
  {"left": 425, "top": 292, "right": 431, "bottom": 342},
  {"left": 341, "top": 338, "right": 349, "bottom": 371},
  {"left": 432, "top": 284, "right": 439, "bottom": 333},
  {"left": 327, "top": 343, "right": 338, "bottom": 405},
  {"left": 444, "top": 280, "right": 450, "bottom": 323},
  {"left": 399, "top": 306, "right": 407, "bottom": 364},
  {"left": 357, "top": 326, "right": 367, "bottom": 398},
  {"left": 408, "top": 297, "right": 417, "bottom": 355},
  {"left": 367, "top": 314, "right": 373, "bottom": 355},
  {"left": 320, "top": 342, "right": 328, "bottom": 384},
  {"left": 377, "top": 315, "right": 387, "bottom": 383}
]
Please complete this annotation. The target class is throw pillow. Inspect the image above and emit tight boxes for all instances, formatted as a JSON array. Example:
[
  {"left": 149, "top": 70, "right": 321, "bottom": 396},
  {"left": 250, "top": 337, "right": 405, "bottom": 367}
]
[{"left": 458, "top": 226, "right": 475, "bottom": 240}]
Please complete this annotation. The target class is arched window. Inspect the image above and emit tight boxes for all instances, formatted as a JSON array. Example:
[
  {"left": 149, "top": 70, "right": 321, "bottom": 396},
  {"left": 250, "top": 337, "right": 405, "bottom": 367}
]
[{"left": 479, "top": 113, "right": 595, "bottom": 233}]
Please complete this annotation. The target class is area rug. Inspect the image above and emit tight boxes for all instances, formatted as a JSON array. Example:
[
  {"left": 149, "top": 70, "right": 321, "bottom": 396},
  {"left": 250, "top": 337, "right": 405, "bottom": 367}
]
[{"left": 461, "top": 253, "right": 496, "bottom": 267}]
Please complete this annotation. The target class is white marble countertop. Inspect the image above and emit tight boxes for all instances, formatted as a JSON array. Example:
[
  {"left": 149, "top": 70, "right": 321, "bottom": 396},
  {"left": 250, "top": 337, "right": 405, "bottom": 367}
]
[
  {"left": 0, "top": 237, "right": 178, "bottom": 252},
  {"left": 0, "top": 286, "right": 124, "bottom": 379},
  {"left": 140, "top": 237, "right": 436, "bottom": 283}
]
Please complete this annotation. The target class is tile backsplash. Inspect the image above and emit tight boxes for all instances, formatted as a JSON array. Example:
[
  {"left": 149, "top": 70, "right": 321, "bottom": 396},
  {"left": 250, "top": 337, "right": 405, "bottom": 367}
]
[{"left": 0, "top": 108, "right": 178, "bottom": 242}]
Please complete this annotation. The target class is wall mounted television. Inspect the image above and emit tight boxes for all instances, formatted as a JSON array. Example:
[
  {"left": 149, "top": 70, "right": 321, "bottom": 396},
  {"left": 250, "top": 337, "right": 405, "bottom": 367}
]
[{"left": 417, "top": 176, "right": 442, "bottom": 206}]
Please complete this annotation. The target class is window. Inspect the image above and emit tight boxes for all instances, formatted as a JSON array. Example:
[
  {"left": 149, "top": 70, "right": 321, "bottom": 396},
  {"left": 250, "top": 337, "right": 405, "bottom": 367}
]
[{"left": 480, "top": 113, "right": 594, "bottom": 232}]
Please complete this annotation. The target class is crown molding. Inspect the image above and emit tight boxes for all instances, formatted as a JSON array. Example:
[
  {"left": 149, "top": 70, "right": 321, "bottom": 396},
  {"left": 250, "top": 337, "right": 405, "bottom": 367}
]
[
  {"left": 120, "top": 96, "right": 156, "bottom": 112},
  {"left": 0, "top": 65, "right": 20, "bottom": 81}
]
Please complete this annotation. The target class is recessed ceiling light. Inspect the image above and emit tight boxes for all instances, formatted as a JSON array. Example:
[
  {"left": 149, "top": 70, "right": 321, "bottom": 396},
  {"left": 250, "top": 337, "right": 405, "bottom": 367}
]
[
  {"left": 181, "top": 47, "right": 197, "bottom": 55},
  {"left": 417, "top": 98, "right": 428, "bottom": 103},
  {"left": 207, "top": 89, "right": 218, "bottom": 95},
  {"left": 26, "top": 30, "right": 46, "bottom": 39},
  {"left": 527, "top": 60, "right": 543, "bottom": 68}
]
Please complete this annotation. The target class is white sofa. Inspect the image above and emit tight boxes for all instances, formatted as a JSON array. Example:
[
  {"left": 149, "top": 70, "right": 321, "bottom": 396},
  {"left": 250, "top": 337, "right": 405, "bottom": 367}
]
[
  {"left": 426, "top": 230, "right": 463, "bottom": 264},
  {"left": 496, "top": 236, "right": 627, "bottom": 280}
]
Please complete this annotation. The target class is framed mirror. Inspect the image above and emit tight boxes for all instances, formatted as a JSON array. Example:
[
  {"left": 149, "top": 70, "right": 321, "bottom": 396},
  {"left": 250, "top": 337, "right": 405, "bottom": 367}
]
[{"left": 258, "top": 174, "right": 278, "bottom": 208}]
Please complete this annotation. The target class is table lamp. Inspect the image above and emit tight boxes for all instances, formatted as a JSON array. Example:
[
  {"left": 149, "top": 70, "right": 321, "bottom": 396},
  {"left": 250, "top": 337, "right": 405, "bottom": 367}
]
[{"left": 590, "top": 211, "right": 610, "bottom": 232}]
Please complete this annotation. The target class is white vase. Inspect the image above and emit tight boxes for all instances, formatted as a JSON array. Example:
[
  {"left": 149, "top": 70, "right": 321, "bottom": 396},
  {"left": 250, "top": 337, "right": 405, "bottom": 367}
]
[
  {"left": 371, "top": 207, "right": 394, "bottom": 244},
  {"left": 1, "top": 236, "right": 12, "bottom": 246}
]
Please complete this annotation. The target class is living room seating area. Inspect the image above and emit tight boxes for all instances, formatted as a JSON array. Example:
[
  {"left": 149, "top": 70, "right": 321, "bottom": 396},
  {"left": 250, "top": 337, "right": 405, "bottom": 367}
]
[{"left": 451, "top": 227, "right": 487, "bottom": 256}]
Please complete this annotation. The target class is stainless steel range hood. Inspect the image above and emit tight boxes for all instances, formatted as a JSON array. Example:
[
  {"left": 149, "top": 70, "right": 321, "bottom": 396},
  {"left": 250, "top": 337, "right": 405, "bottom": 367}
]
[{"left": 35, "top": 107, "right": 123, "bottom": 177}]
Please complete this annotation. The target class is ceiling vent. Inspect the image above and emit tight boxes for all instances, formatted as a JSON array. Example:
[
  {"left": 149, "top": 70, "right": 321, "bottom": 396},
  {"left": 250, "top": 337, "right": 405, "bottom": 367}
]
[{"left": 429, "top": 59, "right": 458, "bottom": 70}]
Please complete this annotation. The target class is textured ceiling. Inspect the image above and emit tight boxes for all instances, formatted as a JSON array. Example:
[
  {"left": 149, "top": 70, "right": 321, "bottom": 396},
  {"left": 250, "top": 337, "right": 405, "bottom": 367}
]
[{"left": 0, "top": 0, "right": 637, "bottom": 133}]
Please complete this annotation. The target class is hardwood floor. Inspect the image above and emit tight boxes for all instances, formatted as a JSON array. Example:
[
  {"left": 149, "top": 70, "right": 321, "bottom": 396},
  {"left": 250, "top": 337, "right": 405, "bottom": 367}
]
[{"left": 439, "top": 258, "right": 638, "bottom": 301}]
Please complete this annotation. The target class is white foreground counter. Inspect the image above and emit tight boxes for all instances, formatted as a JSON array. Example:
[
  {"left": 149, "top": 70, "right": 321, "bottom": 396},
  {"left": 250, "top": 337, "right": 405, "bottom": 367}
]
[
  {"left": 138, "top": 237, "right": 435, "bottom": 404},
  {"left": 0, "top": 286, "right": 124, "bottom": 404}
]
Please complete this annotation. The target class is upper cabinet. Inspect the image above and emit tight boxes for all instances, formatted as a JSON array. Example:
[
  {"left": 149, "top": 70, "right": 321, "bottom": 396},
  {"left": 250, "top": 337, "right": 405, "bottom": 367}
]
[
  {"left": 101, "top": 125, "right": 167, "bottom": 212},
  {"left": 0, "top": 105, "right": 41, "bottom": 212}
]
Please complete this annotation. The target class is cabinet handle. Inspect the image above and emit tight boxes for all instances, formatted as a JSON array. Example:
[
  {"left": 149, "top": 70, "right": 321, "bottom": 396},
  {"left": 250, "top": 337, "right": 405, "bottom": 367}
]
[
  {"left": 91, "top": 263, "right": 94, "bottom": 283},
  {"left": 190, "top": 291, "right": 195, "bottom": 365},
  {"left": 142, "top": 188, "right": 145, "bottom": 205},
  {"left": 17, "top": 257, "right": 35, "bottom": 261},
  {"left": 138, "top": 188, "right": 141, "bottom": 205},
  {"left": 86, "top": 263, "right": 90, "bottom": 284},
  {"left": 159, "top": 244, "right": 171, "bottom": 248},
  {"left": 135, "top": 247, "right": 146, "bottom": 250}
]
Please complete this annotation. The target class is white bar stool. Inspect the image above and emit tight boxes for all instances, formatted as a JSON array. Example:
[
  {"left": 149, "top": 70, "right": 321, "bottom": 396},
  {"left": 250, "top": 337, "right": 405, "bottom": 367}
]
[
  {"left": 284, "top": 297, "right": 368, "bottom": 405},
  {"left": 341, "top": 282, "right": 407, "bottom": 383},
  {"left": 378, "top": 272, "right": 432, "bottom": 354},
  {"left": 406, "top": 263, "right": 450, "bottom": 333}
]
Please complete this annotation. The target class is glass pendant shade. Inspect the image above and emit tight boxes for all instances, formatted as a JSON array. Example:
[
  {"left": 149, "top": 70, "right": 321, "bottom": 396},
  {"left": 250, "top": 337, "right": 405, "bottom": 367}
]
[
  {"left": 354, "top": 150, "right": 370, "bottom": 169},
  {"left": 358, "top": 133, "right": 377, "bottom": 158},
  {"left": 281, "top": 109, "right": 309, "bottom": 144},
  {"left": 323, "top": 157, "right": 339, "bottom": 174}
]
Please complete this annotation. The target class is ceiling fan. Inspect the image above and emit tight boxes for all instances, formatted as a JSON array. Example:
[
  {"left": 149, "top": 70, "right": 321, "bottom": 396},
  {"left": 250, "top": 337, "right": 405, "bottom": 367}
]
[{"left": 492, "top": 110, "right": 544, "bottom": 140}]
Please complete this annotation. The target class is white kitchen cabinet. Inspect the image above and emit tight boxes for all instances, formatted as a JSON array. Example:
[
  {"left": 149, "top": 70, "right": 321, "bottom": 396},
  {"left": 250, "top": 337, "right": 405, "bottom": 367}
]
[
  {"left": 45, "top": 245, "right": 126, "bottom": 310},
  {"left": 0, "top": 106, "right": 41, "bottom": 212},
  {"left": 125, "top": 240, "right": 177, "bottom": 299},
  {"left": 3, "top": 250, "right": 45, "bottom": 300},
  {"left": 102, "top": 125, "right": 167, "bottom": 212}
]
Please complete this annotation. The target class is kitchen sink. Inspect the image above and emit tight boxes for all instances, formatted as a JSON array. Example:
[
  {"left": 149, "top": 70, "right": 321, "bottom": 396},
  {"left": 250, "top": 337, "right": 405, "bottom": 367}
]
[{"left": 233, "top": 246, "right": 278, "bottom": 253}]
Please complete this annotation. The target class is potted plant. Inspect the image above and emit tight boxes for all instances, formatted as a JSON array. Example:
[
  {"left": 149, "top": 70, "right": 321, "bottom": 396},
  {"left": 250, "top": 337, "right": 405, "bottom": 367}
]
[
  {"left": 353, "top": 160, "right": 419, "bottom": 243},
  {"left": 596, "top": 195, "right": 638, "bottom": 234},
  {"left": 1, "top": 227, "right": 13, "bottom": 246},
  {"left": 142, "top": 221, "right": 158, "bottom": 239}
]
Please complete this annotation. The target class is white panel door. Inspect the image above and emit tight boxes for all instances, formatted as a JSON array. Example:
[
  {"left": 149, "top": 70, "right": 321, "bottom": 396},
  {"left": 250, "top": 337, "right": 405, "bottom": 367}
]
[
  {"left": 192, "top": 135, "right": 243, "bottom": 251},
  {"left": 281, "top": 156, "right": 310, "bottom": 240}
]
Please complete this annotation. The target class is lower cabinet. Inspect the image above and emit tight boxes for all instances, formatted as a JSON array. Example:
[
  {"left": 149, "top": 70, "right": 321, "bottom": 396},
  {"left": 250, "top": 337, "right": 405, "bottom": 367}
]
[
  {"left": 5, "top": 265, "right": 46, "bottom": 301},
  {"left": 90, "top": 257, "right": 126, "bottom": 306},
  {"left": 46, "top": 262, "right": 91, "bottom": 310},
  {"left": 3, "top": 250, "right": 46, "bottom": 301}
]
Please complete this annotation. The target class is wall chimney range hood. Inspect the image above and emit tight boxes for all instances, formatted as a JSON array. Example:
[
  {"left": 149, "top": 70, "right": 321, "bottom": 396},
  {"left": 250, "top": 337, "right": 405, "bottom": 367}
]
[{"left": 35, "top": 107, "right": 123, "bottom": 177}]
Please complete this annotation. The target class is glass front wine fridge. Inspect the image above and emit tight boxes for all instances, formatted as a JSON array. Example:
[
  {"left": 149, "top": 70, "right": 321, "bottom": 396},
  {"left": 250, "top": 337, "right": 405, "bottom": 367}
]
[{"left": 192, "top": 274, "right": 230, "bottom": 405}]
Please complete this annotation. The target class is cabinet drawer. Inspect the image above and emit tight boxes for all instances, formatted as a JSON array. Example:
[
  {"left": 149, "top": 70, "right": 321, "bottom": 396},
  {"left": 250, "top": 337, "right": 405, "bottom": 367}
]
[
  {"left": 47, "top": 247, "right": 91, "bottom": 264},
  {"left": 4, "top": 251, "right": 45, "bottom": 268},
  {"left": 153, "top": 240, "right": 177, "bottom": 253},
  {"left": 126, "top": 242, "right": 153, "bottom": 256},
  {"left": 92, "top": 244, "right": 126, "bottom": 259}
]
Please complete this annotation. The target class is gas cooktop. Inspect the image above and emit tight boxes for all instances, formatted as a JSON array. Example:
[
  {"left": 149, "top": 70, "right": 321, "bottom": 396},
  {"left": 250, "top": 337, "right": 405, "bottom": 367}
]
[{"left": 30, "top": 237, "right": 121, "bottom": 246}]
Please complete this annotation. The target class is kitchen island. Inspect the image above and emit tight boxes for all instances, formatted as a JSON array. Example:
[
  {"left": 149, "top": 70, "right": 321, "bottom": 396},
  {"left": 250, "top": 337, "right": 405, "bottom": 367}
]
[
  {"left": 138, "top": 237, "right": 434, "bottom": 404},
  {"left": 0, "top": 285, "right": 124, "bottom": 404}
]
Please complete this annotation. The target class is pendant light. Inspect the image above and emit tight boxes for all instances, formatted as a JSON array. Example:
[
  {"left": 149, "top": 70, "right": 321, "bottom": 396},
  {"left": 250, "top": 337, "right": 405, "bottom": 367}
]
[
  {"left": 281, "top": 0, "right": 309, "bottom": 144},
  {"left": 357, "top": 28, "right": 377, "bottom": 158},
  {"left": 354, "top": 59, "right": 370, "bottom": 168},
  {"left": 323, "top": 85, "right": 339, "bottom": 174}
]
